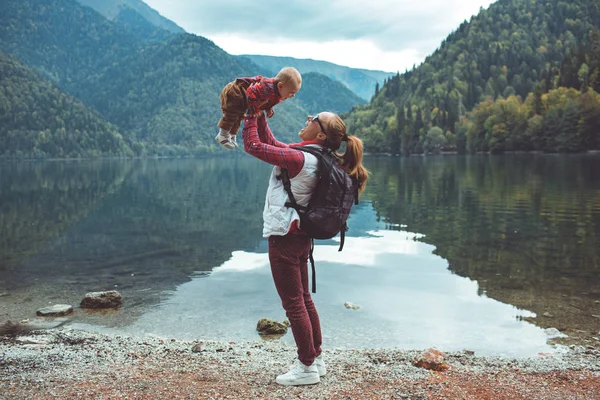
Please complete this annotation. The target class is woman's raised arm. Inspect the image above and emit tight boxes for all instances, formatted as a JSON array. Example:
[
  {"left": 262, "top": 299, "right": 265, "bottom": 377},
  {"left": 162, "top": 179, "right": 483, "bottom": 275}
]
[{"left": 242, "top": 115, "right": 304, "bottom": 177}]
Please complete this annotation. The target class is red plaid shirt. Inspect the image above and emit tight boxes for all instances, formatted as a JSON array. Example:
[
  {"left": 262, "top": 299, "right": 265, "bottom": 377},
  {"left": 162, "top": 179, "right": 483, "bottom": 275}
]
[
  {"left": 236, "top": 76, "right": 281, "bottom": 115},
  {"left": 243, "top": 114, "right": 322, "bottom": 233},
  {"left": 243, "top": 114, "right": 321, "bottom": 178}
]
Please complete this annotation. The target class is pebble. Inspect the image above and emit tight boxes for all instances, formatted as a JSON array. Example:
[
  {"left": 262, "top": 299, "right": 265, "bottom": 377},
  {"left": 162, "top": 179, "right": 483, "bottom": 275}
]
[
  {"left": 542, "top": 312, "right": 553, "bottom": 318},
  {"left": 36, "top": 304, "right": 74, "bottom": 317}
]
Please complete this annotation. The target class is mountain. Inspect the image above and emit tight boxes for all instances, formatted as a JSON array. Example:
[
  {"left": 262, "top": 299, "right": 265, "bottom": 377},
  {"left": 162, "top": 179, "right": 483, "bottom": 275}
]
[
  {"left": 346, "top": 0, "right": 600, "bottom": 154},
  {"left": 295, "top": 72, "right": 367, "bottom": 114},
  {"left": 112, "top": 6, "right": 175, "bottom": 43},
  {"left": 0, "top": 0, "right": 366, "bottom": 157},
  {"left": 241, "top": 55, "right": 394, "bottom": 101},
  {"left": 0, "top": 51, "right": 132, "bottom": 159},
  {"left": 76, "top": 0, "right": 185, "bottom": 34}
]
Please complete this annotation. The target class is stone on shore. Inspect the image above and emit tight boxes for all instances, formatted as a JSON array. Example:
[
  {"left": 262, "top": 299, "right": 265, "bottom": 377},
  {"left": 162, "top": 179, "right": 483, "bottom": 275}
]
[
  {"left": 344, "top": 302, "right": 360, "bottom": 310},
  {"left": 191, "top": 343, "right": 203, "bottom": 353},
  {"left": 36, "top": 304, "right": 73, "bottom": 317},
  {"left": 80, "top": 291, "right": 123, "bottom": 309},
  {"left": 256, "top": 318, "right": 288, "bottom": 335},
  {"left": 413, "top": 348, "right": 449, "bottom": 371}
]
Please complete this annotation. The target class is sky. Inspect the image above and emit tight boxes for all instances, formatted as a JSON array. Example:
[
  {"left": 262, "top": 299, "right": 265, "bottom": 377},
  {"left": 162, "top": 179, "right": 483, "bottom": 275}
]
[{"left": 144, "top": 0, "right": 496, "bottom": 72}]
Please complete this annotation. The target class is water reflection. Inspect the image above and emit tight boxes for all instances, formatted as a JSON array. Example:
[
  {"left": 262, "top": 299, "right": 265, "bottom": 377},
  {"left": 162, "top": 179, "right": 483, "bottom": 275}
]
[
  {"left": 0, "top": 160, "right": 130, "bottom": 274},
  {"left": 0, "top": 158, "right": 270, "bottom": 326},
  {"left": 87, "top": 228, "right": 557, "bottom": 357},
  {"left": 1, "top": 154, "right": 598, "bottom": 352},
  {"left": 364, "top": 154, "right": 600, "bottom": 344}
]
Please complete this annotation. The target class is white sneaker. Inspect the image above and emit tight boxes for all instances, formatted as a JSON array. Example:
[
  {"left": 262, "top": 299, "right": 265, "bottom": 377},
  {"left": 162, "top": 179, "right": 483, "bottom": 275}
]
[
  {"left": 215, "top": 130, "right": 236, "bottom": 150},
  {"left": 230, "top": 134, "right": 239, "bottom": 148},
  {"left": 275, "top": 360, "right": 320, "bottom": 386},
  {"left": 315, "top": 354, "right": 327, "bottom": 377}
]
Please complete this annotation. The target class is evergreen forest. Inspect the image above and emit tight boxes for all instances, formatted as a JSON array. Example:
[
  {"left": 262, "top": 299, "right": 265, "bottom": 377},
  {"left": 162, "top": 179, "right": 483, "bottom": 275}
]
[
  {"left": 346, "top": 0, "right": 600, "bottom": 155},
  {"left": 0, "top": 52, "right": 133, "bottom": 158}
]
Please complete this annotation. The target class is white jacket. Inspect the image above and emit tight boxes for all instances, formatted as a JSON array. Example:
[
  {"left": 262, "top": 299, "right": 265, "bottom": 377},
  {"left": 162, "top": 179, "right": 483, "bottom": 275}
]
[{"left": 262, "top": 148, "right": 320, "bottom": 237}]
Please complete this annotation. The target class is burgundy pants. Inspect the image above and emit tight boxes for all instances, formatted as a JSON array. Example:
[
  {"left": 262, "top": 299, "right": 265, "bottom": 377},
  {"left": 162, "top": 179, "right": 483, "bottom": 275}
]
[{"left": 268, "top": 234, "right": 322, "bottom": 366}]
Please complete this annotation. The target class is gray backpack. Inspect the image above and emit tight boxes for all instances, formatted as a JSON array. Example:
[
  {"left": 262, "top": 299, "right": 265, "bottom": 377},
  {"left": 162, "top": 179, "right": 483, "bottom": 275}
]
[{"left": 279, "top": 146, "right": 359, "bottom": 292}]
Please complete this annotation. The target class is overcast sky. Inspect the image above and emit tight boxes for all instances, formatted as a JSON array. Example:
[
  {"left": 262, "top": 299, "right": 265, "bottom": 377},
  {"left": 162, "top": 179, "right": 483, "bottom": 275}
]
[{"left": 144, "top": 0, "right": 496, "bottom": 72}]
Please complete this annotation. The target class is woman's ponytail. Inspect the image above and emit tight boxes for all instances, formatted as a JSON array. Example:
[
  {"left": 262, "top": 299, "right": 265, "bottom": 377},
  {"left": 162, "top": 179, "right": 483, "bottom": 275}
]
[
  {"left": 337, "top": 135, "right": 368, "bottom": 194},
  {"left": 323, "top": 112, "right": 369, "bottom": 194}
]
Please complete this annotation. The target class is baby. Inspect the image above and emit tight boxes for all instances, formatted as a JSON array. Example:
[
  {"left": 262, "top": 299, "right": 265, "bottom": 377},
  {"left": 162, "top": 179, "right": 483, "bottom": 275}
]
[{"left": 216, "top": 67, "right": 302, "bottom": 149}]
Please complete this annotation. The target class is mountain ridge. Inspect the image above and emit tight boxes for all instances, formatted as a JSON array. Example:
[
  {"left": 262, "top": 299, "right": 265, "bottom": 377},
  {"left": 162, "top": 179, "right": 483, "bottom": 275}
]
[
  {"left": 76, "top": 0, "right": 185, "bottom": 34},
  {"left": 241, "top": 54, "right": 394, "bottom": 101}
]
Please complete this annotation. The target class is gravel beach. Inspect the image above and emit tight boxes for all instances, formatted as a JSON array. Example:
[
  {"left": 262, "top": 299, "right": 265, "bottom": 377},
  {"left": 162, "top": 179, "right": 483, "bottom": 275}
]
[{"left": 1, "top": 327, "right": 599, "bottom": 399}]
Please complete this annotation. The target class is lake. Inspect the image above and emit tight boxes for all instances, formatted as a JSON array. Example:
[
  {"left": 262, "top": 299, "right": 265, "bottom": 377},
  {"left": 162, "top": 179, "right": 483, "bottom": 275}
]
[{"left": 1, "top": 154, "right": 599, "bottom": 357}]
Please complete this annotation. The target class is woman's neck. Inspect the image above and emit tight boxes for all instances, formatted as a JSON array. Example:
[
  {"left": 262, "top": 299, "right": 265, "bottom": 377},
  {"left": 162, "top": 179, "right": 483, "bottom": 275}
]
[{"left": 290, "top": 140, "right": 323, "bottom": 147}]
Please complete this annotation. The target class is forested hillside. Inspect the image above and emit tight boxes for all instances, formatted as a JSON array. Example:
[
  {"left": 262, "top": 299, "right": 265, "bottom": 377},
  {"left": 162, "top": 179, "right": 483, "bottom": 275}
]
[
  {"left": 347, "top": 0, "right": 600, "bottom": 155},
  {"left": 295, "top": 73, "right": 366, "bottom": 114},
  {"left": 0, "top": 0, "right": 139, "bottom": 92},
  {"left": 0, "top": 0, "right": 365, "bottom": 158},
  {"left": 242, "top": 54, "right": 393, "bottom": 101},
  {"left": 0, "top": 52, "right": 133, "bottom": 159}
]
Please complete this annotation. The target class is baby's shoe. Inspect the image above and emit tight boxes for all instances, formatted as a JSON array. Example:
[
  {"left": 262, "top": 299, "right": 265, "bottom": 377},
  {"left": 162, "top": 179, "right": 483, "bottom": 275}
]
[
  {"left": 229, "top": 134, "right": 238, "bottom": 148},
  {"left": 215, "top": 130, "right": 236, "bottom": 150}
]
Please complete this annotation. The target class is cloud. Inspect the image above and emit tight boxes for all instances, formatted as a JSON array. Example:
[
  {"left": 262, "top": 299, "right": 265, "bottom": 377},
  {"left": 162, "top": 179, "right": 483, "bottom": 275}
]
[
  {"left": 144, "top": 0, "right": 496, "bottom": 70},
  {"left": 207, "top": 34, "right": 422, "bottom": 72}
]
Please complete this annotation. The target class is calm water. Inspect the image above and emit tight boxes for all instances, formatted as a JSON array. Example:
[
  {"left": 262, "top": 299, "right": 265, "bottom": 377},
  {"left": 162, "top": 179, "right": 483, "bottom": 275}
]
[{"left": 1, "top": 155, "right": 599, "bottom": 357}]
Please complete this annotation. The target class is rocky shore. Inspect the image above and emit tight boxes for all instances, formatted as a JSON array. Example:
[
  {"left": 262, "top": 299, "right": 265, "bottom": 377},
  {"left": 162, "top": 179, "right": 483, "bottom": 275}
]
[{"left": 1, "top": 328, "right": 599, "bottom": 399}]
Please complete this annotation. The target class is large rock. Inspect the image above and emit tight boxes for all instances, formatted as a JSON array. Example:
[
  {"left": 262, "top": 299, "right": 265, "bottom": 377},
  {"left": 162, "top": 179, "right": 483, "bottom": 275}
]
[
  {"left": 413, "top": 348, "right": 449, "bottom": 371},
  {"left": 256, "top": 318, "right": 288, "bottom": 335},
  {"left": 80, "top": 291, "right": 122, "bottom": 309},
  {"left": 36, "top": 304, "right": 73, "bottom": 317}
]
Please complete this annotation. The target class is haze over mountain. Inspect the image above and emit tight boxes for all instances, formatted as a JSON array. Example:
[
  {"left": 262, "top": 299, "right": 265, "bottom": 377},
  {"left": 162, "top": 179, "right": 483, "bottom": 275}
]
[{"left": 241, "top": 54, "right": 394, "bottom": 101}]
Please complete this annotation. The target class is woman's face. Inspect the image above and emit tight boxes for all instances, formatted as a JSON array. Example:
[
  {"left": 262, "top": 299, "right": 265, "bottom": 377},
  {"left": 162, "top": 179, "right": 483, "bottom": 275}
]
[{"left": 298, "top": 113, "right": 330, "bottom": 142}]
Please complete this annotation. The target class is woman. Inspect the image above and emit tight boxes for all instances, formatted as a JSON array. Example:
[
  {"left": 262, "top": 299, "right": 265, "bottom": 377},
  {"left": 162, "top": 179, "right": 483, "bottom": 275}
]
[{"left": 242, "top": 111, "right": 368, "bottom": 386}]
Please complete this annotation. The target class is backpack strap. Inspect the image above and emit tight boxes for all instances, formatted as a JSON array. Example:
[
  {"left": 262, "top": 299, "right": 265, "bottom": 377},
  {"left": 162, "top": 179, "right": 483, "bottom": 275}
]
[
  {"left": 309, "top": 238, "right": 316, "bottom": 293},
  {"left": 339, "top": 223, "right": 347, "bottom": 252},
  {"left": 277, "top": 169, "right": 308, "bottom": 212}
]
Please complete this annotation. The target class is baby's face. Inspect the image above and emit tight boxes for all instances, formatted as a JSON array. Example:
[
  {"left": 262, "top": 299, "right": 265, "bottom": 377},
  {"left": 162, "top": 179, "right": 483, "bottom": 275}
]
[{"left": 278, "top": 81, "right": 301, "bottom": 100}]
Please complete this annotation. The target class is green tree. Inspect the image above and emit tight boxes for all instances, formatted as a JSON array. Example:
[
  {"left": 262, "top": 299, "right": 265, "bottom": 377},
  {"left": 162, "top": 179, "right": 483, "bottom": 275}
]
[
  {"left": 578, "top": 63, "right": 590, "bottom": 91},
  {"left": 423, "top": 126, "right": 447, "bottom": 154}
]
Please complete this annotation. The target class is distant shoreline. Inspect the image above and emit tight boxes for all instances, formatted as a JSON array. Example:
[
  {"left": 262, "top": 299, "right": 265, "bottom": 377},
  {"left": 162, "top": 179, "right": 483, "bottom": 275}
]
[
  {"left": 363, "top": 150, "right": 600, "bottom": 157},
  {"left": 3, "top": 150, "right": 600, "bottom": 162}
]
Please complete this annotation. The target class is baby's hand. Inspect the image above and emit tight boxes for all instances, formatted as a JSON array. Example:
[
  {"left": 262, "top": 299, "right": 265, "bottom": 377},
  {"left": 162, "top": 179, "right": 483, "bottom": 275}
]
[{"left": 266, "top": 109, "right": 274, "bottom": 118}]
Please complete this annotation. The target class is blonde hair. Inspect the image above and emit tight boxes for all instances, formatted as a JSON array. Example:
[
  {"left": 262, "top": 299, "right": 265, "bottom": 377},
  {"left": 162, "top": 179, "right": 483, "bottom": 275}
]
[
  {"left": 275, "top": 67, "right": 302, "bottom": 86},
  {"left": 322, "top": 113, "right": 369, "bottom": 194}
]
